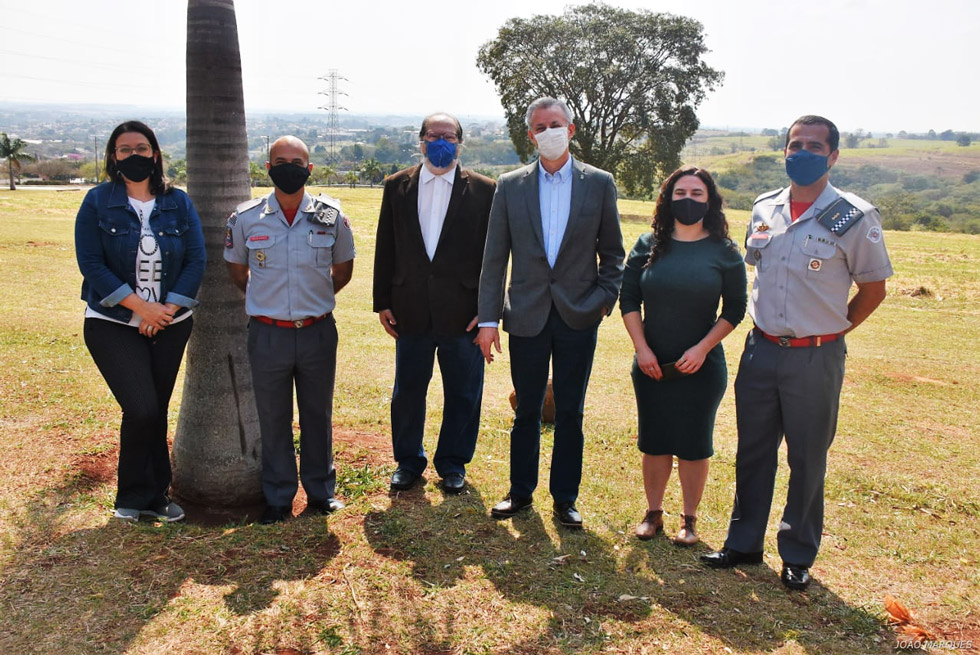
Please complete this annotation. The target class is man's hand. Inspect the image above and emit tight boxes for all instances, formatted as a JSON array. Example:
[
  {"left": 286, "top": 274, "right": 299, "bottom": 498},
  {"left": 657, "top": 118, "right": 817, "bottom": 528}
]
[
  {"left": 476, "top": 326, "right": 502, "bottom": 363},
  {"left": 378, "top": 309, "right": 398, "bottom": 339}
]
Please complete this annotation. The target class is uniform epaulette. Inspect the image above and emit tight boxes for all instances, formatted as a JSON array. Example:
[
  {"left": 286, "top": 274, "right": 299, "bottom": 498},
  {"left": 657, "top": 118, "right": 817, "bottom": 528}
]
[
  {"left": 754, "top": 188, "right": 783, "bottom": 204},
  {"left": 815, "top": 196, "right": 865, "bottom": 236},
  {"left": 310, "top": 194, "right": 341, "bottom": 225},
  {"left": 839, "top": 190, "right": 878, "bottom": 214},
  {"left": 235, "top": 196, "right": 264, "bottom": 213}
]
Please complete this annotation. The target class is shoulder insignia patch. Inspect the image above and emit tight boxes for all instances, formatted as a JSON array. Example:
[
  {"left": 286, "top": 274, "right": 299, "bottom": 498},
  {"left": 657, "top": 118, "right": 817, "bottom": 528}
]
[
  {"left": 235, "top": 196, "right": 264, "bottom": 214},
  {"left": 310, "top": 194, "right": 341, "bottom": 226},
  {"left": 866, "top": 225, "right": 882, "bottom": 243},
  {"left": 816, "top": 197, "right": 865, "bottom": 235},
  {"left": 754, "top": 188, "right": 783, "bottom": 204},
  {"left": 224, "top": 226, "right": 234, "bottom": 248}
]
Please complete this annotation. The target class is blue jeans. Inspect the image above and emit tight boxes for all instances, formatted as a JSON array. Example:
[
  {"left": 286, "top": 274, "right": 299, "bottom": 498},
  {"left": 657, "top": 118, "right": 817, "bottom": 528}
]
[
  {"left": 391, "top": 331, "right": 484, "bottom": 477},
  {"left": 507, "top": 307, "right": 598, "bottom": 503}
]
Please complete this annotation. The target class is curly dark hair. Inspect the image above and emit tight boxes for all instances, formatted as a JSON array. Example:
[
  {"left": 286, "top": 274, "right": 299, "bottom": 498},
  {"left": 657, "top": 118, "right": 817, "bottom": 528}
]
[
  {"left": 645, "top": 166, "right": 730, "bottom": 267},
  {"left": 103, "top": 120, "right": 172, "bottom": 195}
]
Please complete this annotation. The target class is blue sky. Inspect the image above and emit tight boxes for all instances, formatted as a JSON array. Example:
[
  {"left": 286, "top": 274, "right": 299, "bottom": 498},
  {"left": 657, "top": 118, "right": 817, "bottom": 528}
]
[{"left": 2, "top": 0, "right": 977, "bottom": 133}]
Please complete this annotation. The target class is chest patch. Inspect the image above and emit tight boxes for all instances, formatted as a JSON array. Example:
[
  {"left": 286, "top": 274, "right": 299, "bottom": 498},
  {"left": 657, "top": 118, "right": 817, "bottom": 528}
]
[{"left": 808, "top": 258, "right": 822, "bottom": 272}]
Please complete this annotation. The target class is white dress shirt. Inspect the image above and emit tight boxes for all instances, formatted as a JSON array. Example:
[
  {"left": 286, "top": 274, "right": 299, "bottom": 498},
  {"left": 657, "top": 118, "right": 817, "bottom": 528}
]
[{"left": 418, "top": 163, "right": 456, "bottom": 261}]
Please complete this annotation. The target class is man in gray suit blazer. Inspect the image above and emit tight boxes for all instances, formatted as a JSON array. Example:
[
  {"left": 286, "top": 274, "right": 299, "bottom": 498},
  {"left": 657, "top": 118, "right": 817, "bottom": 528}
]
[{"left": 477, "top": 97, "right": 625, "bottom": 529}]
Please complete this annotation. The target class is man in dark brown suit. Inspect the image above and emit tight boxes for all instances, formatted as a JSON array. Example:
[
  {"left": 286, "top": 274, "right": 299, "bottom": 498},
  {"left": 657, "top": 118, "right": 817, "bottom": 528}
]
[{"left": 373, "top": 112, "right": 496, "bottom": 494}]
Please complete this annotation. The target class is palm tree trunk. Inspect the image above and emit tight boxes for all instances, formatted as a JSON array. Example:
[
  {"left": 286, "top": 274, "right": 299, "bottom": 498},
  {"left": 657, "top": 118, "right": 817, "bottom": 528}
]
[
  {"left": 7, "top": 158, "right": 14, "bottom": 190},
  {"left": 172, "top": 0, "right": 263, "bottom": 507}
]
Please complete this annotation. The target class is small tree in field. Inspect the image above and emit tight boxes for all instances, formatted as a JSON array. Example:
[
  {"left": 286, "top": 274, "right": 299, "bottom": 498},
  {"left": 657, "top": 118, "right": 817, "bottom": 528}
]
[{"left": 1, "top": 133, "right": 33, "bottom": 190}]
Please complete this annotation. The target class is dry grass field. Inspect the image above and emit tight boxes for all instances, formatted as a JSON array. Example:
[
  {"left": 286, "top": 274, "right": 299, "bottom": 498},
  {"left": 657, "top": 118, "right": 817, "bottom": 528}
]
[{"left": 0, "top": 186, "right": 977, "bottom": 654}]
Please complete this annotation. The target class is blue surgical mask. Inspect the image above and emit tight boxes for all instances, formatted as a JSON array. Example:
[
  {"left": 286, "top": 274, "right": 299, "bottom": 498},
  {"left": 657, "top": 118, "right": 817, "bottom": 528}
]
[
  {"left": 785, "top": 149, "right": 829, "bottom": 186},
  {"left": 425, "top": 138, "right": 457, "bottom": 168}
]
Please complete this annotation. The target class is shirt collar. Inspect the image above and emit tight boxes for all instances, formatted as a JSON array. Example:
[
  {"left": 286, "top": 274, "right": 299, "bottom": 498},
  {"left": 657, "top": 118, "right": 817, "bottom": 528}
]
[
  {"left": 538, "top": 156, "right": 573, "bottom": 182},
  {"left": 420, "top": 162, "right": 457, "bottom": 185}
]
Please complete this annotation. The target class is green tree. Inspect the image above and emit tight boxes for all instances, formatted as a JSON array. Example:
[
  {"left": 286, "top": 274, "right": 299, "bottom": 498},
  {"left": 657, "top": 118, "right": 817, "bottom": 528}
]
[
  {"left": 248, "top": 160, "right": 265, "bottom": 186},
  {"left": 361, "top": 158, "right": 383, "bottom": 187},
  {"left": 476, "top": 3, "right": 723, "bottom": 196},
  {"left": 172, "top": 0, "right": 263, "bottom": 508},
  {"left": 0, "top": 132, "right": 33, "bottom": 190},
  {"left": 310, "top": 163, "right": 335, "bottom": 187},
  {"left": 344, "top": 169, "right": 359, "bottom": 188},
  {"left": 957, "top": 134, "right": 972, "bottom": 147}
]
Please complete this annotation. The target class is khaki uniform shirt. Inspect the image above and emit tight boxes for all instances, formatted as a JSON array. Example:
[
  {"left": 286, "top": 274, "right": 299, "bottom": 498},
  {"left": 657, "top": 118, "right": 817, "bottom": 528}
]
[
  {"left": 745, "top": 184, "right": 892, "bottom": 337},
  {"left": 223, "top": 191, "right": 356, "bottom": 320}
]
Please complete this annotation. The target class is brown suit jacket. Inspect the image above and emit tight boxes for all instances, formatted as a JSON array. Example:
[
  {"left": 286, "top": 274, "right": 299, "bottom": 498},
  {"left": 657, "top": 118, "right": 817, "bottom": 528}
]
[{"left": 373, "top": 164, "right": 496, "bottom": 336}]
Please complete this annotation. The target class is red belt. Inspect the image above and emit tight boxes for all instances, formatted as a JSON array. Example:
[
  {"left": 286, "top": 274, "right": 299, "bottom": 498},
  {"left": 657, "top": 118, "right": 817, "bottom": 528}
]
[
  {"left": 754, "top": 326, "right": 842, "bottom": 348},
  {"left": 254, "top": 313, "right": 330, "bottom": 329}
]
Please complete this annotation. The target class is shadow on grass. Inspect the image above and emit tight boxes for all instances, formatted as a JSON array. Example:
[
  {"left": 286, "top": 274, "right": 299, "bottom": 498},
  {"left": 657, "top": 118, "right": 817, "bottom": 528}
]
[
  {"left": 0, "top": 446, "right": 340, "bottom": 654},
  {"left": 363, "top": 483, "right": 888, "bottom": 654}
]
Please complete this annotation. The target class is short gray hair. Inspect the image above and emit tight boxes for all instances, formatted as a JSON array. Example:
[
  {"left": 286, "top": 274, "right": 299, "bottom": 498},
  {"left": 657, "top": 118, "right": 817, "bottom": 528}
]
[{"left": 525, "top": 97, "right": 573, "bottom": 128}]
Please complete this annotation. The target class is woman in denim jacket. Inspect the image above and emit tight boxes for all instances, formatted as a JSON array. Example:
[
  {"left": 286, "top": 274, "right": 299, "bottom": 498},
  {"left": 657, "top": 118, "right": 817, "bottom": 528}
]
[{"left": 75, "top": 120, "right": 205, "bottom": 523}]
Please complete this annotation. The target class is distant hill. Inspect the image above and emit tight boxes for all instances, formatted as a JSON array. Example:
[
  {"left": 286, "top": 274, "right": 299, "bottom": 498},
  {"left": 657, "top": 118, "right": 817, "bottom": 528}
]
[{"left": 680, "top": 132, "right": 980, "bottom": 233}]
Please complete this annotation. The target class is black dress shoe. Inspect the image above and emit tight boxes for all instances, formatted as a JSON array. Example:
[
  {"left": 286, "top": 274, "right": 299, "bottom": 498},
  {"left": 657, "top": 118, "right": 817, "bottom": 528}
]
[
  {"left": 441, "top": 473, "right": 465, "bottom": 494},
  {"left": 309, "top": 498, "right": 345, "bottom": 515},
  {"left": 390, "top": 468, "right": 420, "bottom": 491},
  {"left": 260, "top": 505, "right": 291, "bottom": 525},
  {"left": 699, "top": 547, "right": 764, "bottom": 569},
  {"left": 781, "top": 563, "right": 811, "bottom": 590},
  {"left": 554, "top": 502, "right": 583, "bottom": 529},
  {"left": 490, "top": 495, "right": 532, "bottom": 518}
]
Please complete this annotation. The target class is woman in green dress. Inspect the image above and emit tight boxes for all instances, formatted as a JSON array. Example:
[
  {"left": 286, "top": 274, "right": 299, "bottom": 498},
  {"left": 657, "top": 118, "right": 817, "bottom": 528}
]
[{"left": 620, "top": 167, "right": 747, "bottom": 545}]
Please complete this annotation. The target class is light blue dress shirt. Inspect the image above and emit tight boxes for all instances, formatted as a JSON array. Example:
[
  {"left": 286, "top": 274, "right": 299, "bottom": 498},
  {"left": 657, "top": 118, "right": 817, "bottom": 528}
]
[{"left": 538, "top": 156, "right": 573, "bottom": 268}]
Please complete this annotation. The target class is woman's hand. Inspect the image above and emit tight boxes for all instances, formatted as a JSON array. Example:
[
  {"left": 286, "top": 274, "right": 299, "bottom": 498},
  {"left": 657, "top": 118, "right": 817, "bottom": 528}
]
[
  {"left": 136, "top": 301, "right": 176, "bottom": 335},
  {"left": 636, "top": 345, "right": 662, "bottom": 380},
  {"left": 676, "top": 343, "right": 709, "bottom": 374}
]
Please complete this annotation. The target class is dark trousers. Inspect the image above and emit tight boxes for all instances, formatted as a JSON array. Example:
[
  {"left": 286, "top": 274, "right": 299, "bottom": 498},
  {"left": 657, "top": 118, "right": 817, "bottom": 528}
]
[
  {"left": 84, "top": 317, "right": 193, "bottom": 510},
  {"left": 248, "top": 317, "right": 338, "bottom": 507},
  {"left": 725, "top": 330, "right": 846, "bottom": 566},
  {"left": 507, "top": 307, "right": 598, "bottom": 503},
  {"left": 391, "top": 331, "right": 484, "bottom": 477}
]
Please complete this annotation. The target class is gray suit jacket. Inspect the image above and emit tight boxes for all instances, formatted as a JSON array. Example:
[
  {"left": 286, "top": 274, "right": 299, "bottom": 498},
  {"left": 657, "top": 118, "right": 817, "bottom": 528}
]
[{"left": 478, "top": 158, "right": 625, "bottom": 337}]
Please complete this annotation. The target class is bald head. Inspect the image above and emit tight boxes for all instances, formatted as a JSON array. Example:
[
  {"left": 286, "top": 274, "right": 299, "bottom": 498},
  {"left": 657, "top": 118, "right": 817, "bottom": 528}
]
[{"left": 269, "top": 135, "right": 310, "bottom": 166}]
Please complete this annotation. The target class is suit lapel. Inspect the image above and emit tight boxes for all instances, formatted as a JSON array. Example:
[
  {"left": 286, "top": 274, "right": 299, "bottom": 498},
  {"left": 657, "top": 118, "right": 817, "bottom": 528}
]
[
  {"left": 522, "top": 161, "right": 546, "bottom": 252},
  {"left": 432, "top": 166, "right": 465, "bottom": 259},
  {"left": 555, "top": 158, "right": 587, "bottom": 262},
  {"left": 403, "top": 165, "right": 428, "bottom": 256}
]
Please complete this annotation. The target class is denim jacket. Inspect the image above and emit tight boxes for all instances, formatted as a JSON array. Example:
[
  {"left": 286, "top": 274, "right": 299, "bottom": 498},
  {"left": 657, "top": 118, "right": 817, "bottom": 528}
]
[{"left": 75, "top": 181, "right": 206, "bottom": 322}]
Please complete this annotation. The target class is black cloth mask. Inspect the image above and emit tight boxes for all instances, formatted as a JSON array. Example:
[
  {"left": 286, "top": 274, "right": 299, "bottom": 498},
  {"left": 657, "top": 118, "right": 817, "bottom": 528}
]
[
  {"left": 671, "top": 197, "right": 709, "bottom": 225},
  {"left": 268, "top": 163, "right": 310, "bottom": 194},
  {"left": 115, "top": 154, "right": 156, "bottom": 183}
]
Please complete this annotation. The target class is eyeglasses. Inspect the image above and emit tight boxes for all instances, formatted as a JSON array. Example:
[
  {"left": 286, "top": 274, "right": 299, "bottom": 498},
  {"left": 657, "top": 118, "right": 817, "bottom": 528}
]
[
  {"left": 423, "top": 132, "right": 459, "bottom": 144},
  {"left": 115, "top": 144, "right": 154, "bottom": 157}
]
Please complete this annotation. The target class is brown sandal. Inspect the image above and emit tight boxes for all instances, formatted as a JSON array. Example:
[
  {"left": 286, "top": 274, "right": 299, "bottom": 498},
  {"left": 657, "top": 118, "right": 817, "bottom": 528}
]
[
  {"left": 636, "top": 509, "right": 664, "bottom": 540},
  {"left": 674, "top": 514, "right": 698, "bottom": 546}
]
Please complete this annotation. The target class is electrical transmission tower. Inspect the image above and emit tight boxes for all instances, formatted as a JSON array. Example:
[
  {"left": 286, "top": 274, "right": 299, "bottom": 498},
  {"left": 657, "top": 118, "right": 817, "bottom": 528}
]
[{"left": 318, "top": 70, "right": 348, "bottom": 162}]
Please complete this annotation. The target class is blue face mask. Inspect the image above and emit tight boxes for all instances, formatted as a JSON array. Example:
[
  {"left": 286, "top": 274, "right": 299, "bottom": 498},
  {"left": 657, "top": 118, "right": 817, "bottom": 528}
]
[
  {"left": 785, "top": 149, "right": 829, "bottom": 186},
  {"left": 425, "top": 138, "right": 457, "bottom": 168}
]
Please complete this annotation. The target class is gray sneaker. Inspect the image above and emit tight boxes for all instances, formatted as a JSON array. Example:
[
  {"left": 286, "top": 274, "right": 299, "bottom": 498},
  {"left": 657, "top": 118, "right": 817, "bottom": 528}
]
[
  {"left": 113, "top": 507, "right": 140, "bottom": 522},
  {"left": 140, "top": 502, "right": 186, "bottom": 522}
]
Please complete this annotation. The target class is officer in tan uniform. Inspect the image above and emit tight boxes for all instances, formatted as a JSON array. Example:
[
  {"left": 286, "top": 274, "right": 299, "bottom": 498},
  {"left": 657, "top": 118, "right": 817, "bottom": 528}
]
[
  {"left": 224, "top": 135, "right": 355, "bottom": 524},
  {"left": 701, "top": 116, "right": 893, "bottom": 589}
]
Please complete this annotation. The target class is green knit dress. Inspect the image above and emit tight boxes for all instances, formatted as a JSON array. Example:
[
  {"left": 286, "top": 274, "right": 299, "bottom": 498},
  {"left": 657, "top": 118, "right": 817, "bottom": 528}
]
[{"left": 619, "top": 233, "right": 747, "bottom": 460}]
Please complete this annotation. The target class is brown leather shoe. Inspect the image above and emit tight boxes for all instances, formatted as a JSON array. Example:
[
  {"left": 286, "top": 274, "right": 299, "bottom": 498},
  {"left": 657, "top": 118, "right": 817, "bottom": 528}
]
[
  {"left": 635, "top": 509, "right": 664, "bottom": 540},
  {"left": 674, "top": 514, "right": 698, "bottom": 546}
]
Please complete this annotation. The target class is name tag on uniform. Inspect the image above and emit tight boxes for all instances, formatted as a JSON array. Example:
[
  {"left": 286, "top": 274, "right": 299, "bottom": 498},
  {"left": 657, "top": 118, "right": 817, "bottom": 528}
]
[
  {"left": 249, "top": 235, "right": 270, "bottom": 242},
  {"left": 748, "top": 232, "right": 772, "bottom": 246}
]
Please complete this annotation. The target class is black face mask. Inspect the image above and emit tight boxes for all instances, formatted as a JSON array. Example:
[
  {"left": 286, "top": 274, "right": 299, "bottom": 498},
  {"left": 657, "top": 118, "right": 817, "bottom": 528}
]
[
  {"left": 116, "top": 154, "right": 156, "bottom": 183},
  {"left": 671, "top": 197, "right": 709, "bottom": 225},
  {"left": 268, "top": 163, "right": 310, "bottom": 194}
]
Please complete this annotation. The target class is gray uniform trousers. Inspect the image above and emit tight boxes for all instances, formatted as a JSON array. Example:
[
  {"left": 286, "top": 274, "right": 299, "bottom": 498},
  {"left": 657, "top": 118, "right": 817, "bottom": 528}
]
[
  {"left": 724, "top": 329, "right": 846, "bottom": 566},
  {"left": 247, "top": 317, "right": 338, "bottom": 507}
]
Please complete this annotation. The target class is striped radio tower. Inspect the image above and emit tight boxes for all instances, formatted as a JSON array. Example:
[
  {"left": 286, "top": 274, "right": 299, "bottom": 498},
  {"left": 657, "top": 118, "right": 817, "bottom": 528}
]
[{"left": 318, "top": 70, "right": 348, "bottom": 162}]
